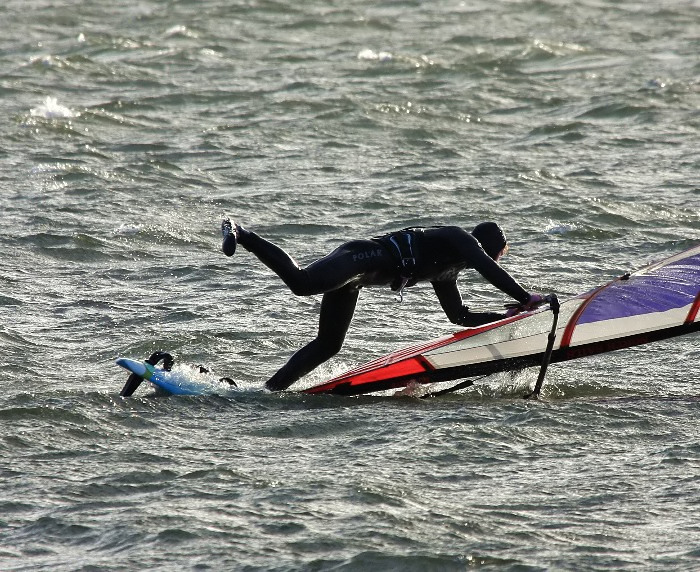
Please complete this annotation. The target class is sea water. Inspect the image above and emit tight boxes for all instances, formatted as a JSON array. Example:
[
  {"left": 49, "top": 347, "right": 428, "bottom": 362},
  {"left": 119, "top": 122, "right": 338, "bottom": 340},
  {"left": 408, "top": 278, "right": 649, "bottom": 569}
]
[{"left": 1, "top": 1, "right": 698, "bottom": 570}]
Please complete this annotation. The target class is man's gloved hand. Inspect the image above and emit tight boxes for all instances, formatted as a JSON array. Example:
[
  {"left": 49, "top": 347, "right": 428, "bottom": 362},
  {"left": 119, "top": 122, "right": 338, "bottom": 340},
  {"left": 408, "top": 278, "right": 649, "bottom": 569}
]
[
  {"left": 505, "top": 293, "right": 545, "bottom": 317},
  {"left": 524, "top": 293, "right": 545, "bottom": 310}
]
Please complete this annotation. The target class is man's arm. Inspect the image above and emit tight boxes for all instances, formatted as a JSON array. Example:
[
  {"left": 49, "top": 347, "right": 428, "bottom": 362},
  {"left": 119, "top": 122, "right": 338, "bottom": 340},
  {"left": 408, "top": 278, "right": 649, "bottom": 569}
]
[
  {"left": 432, "top": 280, "right": 505, "bottom": 327},
  {"left": 452, "top": 230, "right": 531, "bottom": 304}
]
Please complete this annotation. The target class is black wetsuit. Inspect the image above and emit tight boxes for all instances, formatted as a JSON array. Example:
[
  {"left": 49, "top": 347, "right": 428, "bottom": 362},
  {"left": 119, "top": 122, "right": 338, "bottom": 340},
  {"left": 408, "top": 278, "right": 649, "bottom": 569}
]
[{"left": 236, "top": 226, "right": 530, "bottom": 391}]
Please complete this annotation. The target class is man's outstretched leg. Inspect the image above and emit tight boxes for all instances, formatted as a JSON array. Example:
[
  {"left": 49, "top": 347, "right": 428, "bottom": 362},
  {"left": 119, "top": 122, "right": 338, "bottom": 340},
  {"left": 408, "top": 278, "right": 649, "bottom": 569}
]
[
  {"left": 222, "top": 217, "right": 320, "bottom": 295},
  {"left": 265, "top": 285, "right": 360, "bottom": 391},
  {"left": 221, "top": 217, "right": 388, "bottom": 295}
]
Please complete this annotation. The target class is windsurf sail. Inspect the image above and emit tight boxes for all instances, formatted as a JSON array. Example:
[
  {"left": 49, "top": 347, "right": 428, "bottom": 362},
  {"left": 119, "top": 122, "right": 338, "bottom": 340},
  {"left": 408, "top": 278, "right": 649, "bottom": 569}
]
[{"left": 303, "top": 244, "right": 700, "bottom": 396}]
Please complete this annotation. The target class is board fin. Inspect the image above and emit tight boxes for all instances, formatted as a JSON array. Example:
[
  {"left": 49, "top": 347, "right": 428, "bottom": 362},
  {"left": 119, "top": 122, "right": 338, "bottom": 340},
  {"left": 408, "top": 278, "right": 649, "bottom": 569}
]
[{"left": 197, "top": 364, "right": 237, "bottom": 387}]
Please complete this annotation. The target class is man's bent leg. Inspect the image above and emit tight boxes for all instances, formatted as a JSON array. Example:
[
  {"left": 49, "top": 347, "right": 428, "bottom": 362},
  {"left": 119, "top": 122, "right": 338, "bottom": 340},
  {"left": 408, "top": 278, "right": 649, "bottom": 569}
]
[{"left": 265, "top": 286, "right": 360, "bottom": 391}]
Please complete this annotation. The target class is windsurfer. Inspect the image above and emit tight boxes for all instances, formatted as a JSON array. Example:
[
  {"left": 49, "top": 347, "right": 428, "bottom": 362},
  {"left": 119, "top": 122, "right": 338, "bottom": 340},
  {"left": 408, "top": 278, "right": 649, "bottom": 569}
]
[{"left": 221, "top": 219, "right": 542, "bottom": 391}]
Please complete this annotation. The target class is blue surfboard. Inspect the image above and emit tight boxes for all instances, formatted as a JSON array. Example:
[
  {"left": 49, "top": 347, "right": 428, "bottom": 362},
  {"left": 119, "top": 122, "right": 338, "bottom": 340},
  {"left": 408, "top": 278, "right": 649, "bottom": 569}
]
[{"left": 116, "top": 357, "right": 239, "bottom": 396}]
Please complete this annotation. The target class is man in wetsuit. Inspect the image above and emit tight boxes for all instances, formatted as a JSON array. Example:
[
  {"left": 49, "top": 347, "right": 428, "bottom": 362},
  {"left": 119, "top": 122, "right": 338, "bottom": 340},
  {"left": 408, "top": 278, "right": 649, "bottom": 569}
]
[{"left": 221, "top": 219, "right": 542, "bottom": 391}]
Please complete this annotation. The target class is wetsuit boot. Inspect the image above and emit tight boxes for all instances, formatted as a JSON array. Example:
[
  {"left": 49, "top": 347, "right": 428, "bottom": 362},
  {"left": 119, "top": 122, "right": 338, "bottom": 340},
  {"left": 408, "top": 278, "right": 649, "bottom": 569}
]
[{"left": 221, "top": 218, "right": 237, "bottom": 256}]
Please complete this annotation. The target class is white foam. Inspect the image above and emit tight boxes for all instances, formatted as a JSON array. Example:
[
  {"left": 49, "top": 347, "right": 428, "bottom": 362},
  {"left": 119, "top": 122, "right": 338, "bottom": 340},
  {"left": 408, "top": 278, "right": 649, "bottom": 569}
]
[
  {"left": 357, "top": 49, "right": 393, "bottom": 62},
  {"left": 30, "top": 96, "right": 79, "bottom": 119},
  {"left": 164, "top": 25, "right": 197, "bottom": 38},
  {"left": 545, "top": 220, "right": 576, "bottom": 235},
  {"left": 114, "top": 223, "right": 143, "bottom": 235}
]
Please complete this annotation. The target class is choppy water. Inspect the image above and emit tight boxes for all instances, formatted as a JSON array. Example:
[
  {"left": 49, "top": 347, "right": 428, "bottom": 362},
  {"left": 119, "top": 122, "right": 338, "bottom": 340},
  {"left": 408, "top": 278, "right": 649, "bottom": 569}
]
[{"left": 1, "top": 0, "right": 699, "bottom": 570}]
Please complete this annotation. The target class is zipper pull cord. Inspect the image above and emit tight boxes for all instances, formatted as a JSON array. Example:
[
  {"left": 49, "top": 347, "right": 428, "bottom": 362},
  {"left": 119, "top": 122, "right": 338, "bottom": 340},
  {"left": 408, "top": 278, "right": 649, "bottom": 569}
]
[{"left": 395, "top": 277, "right": 409, "bottom": 303}]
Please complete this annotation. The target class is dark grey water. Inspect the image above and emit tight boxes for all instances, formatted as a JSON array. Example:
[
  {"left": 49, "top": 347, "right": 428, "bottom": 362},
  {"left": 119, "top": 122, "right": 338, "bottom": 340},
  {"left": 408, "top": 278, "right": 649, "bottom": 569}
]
[{"left": 1, "top": 0, "right": 699, "bottom": 570}]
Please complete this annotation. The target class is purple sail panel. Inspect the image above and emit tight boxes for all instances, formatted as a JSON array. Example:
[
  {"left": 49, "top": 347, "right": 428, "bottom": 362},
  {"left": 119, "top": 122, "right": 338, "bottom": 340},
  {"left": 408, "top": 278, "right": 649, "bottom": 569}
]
[
  {"left": 646, "top": 258, "right": 700, "bottom": 283},
  {"left": 577, "top": 251, "right": 700, "bottom": 324}
]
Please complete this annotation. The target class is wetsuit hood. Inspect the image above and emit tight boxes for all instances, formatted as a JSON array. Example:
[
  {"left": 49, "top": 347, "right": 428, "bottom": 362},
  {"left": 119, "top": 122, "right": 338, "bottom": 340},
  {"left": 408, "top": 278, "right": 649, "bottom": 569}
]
[{"left": 471, "top": 222, "right": 507, "bottom": 260}]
